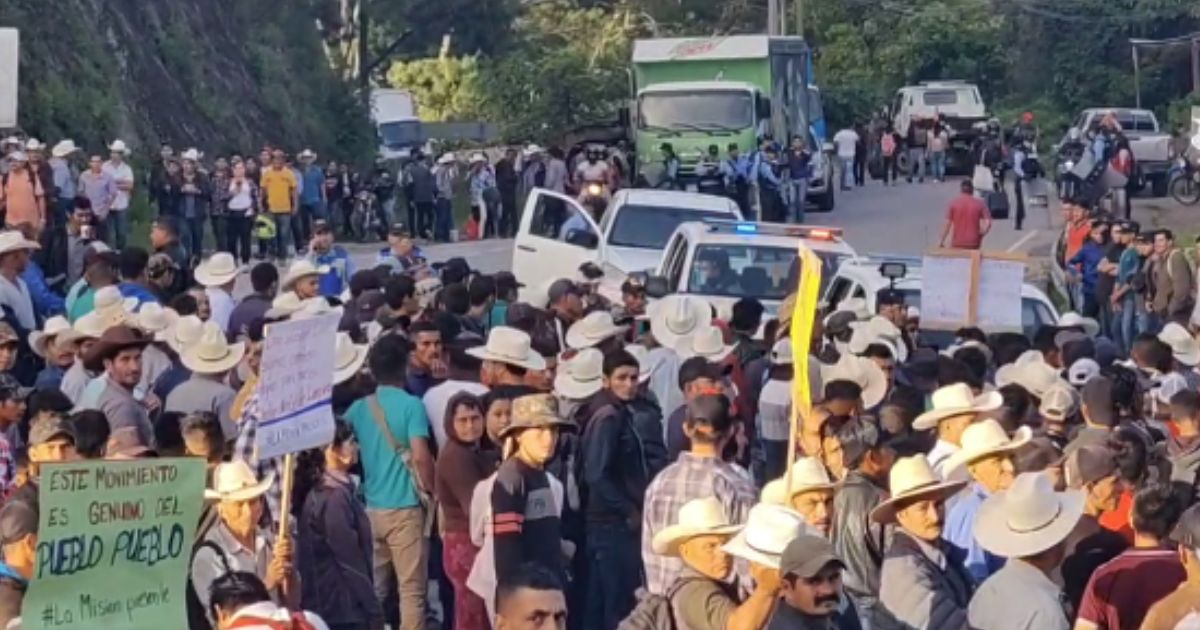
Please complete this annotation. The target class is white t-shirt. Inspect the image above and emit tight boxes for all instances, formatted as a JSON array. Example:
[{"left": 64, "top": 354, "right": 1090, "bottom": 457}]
[
  {"left": 228, "top": 178, "right": 254, "bottom": 213},
  {"left": 101, "top": 160, "right": 134, "bottom": 210},
  {"left": 206, "top": 287, "right": 236, "bottom": 332},
  {"left": 833, "top": 128, "right": 860, "bottom": 159}
]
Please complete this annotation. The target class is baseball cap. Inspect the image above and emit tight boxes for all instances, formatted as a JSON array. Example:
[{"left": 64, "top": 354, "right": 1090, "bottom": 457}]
[
  {"left": 440, "top": 257, "right": 472, "bottom": 285},
  {"left": 29, "top": 415, "right": 75, "bottom": 446},
  {"left": 0, "top": 373, "right": 31, "bottom": 402},
  {"left": 0, "top": 322, "right": 16, "bottom": 346},
  {"left": 312, "top": 219, "right": 332, "bottom": 234},
  {"left": 1171, "top": 504, "right": 1200, "bottom": 547},
  {"left": 1064, "top": 444, "right": 1119, "bottom": 489},
  {"left": 1135, "top": 232, "right": 1153, "bottom": 244},
  {"left": 355, "top": 290, "right": 387, "bottom": 323},
  {"left": 1039, "top": 383, "right": 1078, "bottom": 422},
  {"left": 146, "top": 252, "right": 180, "bottom": 280},
  {"left": 1081, "top": 376, "right": 1115, "bottom": 427},
  {"left": 780, "top": 534, "right": 845, "bottom": 579},
  {"left": 387, "top": 223, "right": 410, "bottom": 237},
  {"left": 0, "top": 500, "right": 37, "bottom": 545},
  {"left": 547, "top": 278, "right": 581, "bottom": 304},
  {"left": 1068, "top": 358, "right": 1101, "bottom": 386},
  {"left": 678, "top": 356, "right": 729, "bottom": 388}
]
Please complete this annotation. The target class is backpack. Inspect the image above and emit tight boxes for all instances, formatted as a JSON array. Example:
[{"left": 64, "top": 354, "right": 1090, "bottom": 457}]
[
  {"left": 880, "top": 134, "right": 896, "bottom": 157},
  {"left": 616, "top": 578, "right": 699, "bottom": 630}
]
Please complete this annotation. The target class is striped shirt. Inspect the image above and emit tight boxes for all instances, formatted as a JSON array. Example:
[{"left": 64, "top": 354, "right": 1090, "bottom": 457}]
[{"left": 641, "top": 452, "right": 757, "bottom": 595}]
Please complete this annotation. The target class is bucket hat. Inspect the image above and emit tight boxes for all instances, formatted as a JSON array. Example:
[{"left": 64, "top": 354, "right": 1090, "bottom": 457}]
[{"left": 498, "top": 394, "right": 574, "bottom": 439}]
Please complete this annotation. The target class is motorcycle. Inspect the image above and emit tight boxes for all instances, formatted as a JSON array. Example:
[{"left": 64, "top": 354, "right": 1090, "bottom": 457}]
[
  {"left": 1055, "top": 141, "right": 1085, "bottom": 200},
  {"left": 1169, "top": 155, "right": 1200, "bottom": 206},
  {"left": 578, "top": 180, "right": 610, "bottom": 222},
  {"left": 351, "top": 189, "right": 384, "bottom": 242}
]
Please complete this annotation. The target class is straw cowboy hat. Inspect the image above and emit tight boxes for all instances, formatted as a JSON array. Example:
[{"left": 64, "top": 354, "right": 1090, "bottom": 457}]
[
  {"left": 72, "top": 307, "right": 128, "bottom": 342},
  {"left": 194, "top": 252, "right": 240, "bottom": 287},
  {"left": 912, "top": 383, "right": 1002, "bottom": 431},
  {"left": 281, "top": 260, "right": 329, "bottom": 291},
  {"left": 108, "top": 139, "right": 129, "bottom": 153},
  {"left": 268, "top": 292, "right": 305, "bottom": 318},
  {"left": 498, "top": 394, "right": 574, "bottom": 439},
  {"left": 1059, "top": 312, "right": 1101, "bottom": 337},
  {"left": 761, "top": 457, "right": 837, "bottom": 505},
  {"left": 848, "top": 316, "right": 908, "bottom": 362},
  {"left": 291, "top": 297, "right": 344, "bottom": 321},
  {"left": 555, "top": 348, "right": 604, "bottom": 399},
  {"left": 437, "top": 153, "right": 456, "bottom": 165},
  {"left": 51, "top": 140, "right": 79, "bottom": 158},
  {"left": 565, "top": 311, "right": 627, "bottom": 350},
  {"left": 974, "top": 472, "right": 1084, "bottom": 558},
  {"left": 870, "top": 455, "right": 969, "bottom": 524},
  {"left": 1159, "top": 323, "right": 1200, "bottom": 367},
  {"left": 623, "top": 345, "right": 653, "bottom": 383},
  {"left": 298, "top": 148, "right": 317, "bottom": 160},
  {"left": 182, "top": 322, "right": 247, "bottom": 375},
  {"left": 469, "top": 152, "right": 487, "bottom": 164},
  {"left": 819, "top": 354, "right": 887, "bottom": 409},
  {"left": 523, "top": 144, "right": 545, "bottom": 156},
  {"left": 0, "top": 231, "right": 40, "bottom": 256},
  {"left": 180, "top": 148, "right": 201, "bottom": 162},
  {"left": 651, "top": 497, "right": 743, "bottom": 556},
  {"left": 945, "top": 419, "right": 1033, "bottom": 475},
  {"left": 92, "top": 285, "right": 137, "bottom": 319},
  {"left": 29, "top": 316, "right": 72, "bottom": 358},
  {"left": 468, "top": 326, "right": 547, "bottom": 372},
  {"left": 82, "top": 325, "right": 151, "bottom": 371},
  {"left": 676, "top": 324, "right": 734, "bottom": 362},
  {"left": 649, "top": 295, "right": 712, "bottom": 350},
  {"left": 23, "top": 138, "right": 44, "bottom": 152},
  {"left": 994, "top": 350, "right": 1067, "bottom": 398},
  {"left": 135, "top": 303, "right": 178, "bottom": 339},
  {"left": 721, "top": 503, "right": 806, "bottom": 569},
  {"left": 205, "top": 461, "right": 275, "bottom": 502},
  {"left": 164, "top": 315, "right": 205, "bottom": 355},
  {"left": 333, "top": 332, "right": 368, "bottom": 385}
]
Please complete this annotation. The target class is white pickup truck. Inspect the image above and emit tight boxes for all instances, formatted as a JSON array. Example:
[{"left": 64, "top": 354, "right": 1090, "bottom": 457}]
[
  {"left": 512, "top": 188, "right": 742, "bottom": 302},
  {"left": 1064, "top": 108, "right": 1175, "bottom": 196}
]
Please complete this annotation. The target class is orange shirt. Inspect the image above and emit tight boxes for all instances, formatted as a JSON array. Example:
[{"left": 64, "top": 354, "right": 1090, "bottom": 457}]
[
  {"left": 1066, "top": 219, "right": 1092, "bottom": 265},
  {"left": 1098, "top": 489, "right": 1135, "bottom": 544},
  {"left": 3, "top": 169, "right": 43, "bottom": 228}
]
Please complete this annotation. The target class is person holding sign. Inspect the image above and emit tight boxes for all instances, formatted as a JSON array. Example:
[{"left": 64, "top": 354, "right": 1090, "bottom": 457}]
[{"left": 938, "top": 180, "right": 992, "bottom": 250}]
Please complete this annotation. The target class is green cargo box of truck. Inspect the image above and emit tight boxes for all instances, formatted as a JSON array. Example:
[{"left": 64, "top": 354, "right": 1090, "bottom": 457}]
[{"left": 631, "top": 35, "right": 816, "bottom": 186}]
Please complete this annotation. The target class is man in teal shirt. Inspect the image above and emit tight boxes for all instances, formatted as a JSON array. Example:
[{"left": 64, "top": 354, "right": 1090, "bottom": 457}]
[
  {"left": 343, "top": 334, "right": 435, "bottom": 630},
  {"left": 1113, "top": 223, "right": 1145, "bottom": 354}
]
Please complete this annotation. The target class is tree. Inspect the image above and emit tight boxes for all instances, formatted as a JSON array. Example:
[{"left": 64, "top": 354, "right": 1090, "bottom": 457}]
[{"left": 386, "top": 55, "right": 485, "bottom": 121}]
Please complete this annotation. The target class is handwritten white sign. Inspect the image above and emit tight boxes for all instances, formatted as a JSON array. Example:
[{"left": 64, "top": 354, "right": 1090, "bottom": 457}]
[
  {"left": 976, "top": 258, "right": 1026, "bottom": 331},
  {"left": 255, "top": 314, "right": 338, "bottom": 459},
  {"left": 920, "top": 254, "right": 972, "bottom": 329}
]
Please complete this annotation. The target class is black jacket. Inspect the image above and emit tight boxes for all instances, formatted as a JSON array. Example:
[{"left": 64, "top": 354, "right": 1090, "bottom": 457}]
[
  {"left": 580, "top": 389, "right": 658, "bottom": 528},
  {"left": 830, "top": 471, "right": 891, "bottom": 619}
]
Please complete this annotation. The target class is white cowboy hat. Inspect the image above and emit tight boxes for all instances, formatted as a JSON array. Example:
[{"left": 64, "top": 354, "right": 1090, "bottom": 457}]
[
  {"left": 565, "top": 311, "right": 628, "bottom": 350},
  {"left": 848, "top": 316, "right": 908, "bottom": 362},
  {"left": 164, "top": 315, "right": 205, "bottom": 355},
  {"left": 180, "top": 148, "right": 201, "bottom": 162},
  {"left": 770, "top": 338, "right": 794, "bottom": 365},
  {"left": 1155, "top": 372, "right": 1191, "bottom": 406},
  {"left": 134, "top": 303, "right": 178, "bottom": 338},
  {"left": 870, "top": 455, "right": 969, "bottom": 524},
  {"left": 291, "top": 297, "right": 345, "bottom": 321},
  {"left": 1058, "top": 312, "right": 1101, "bottom": 337},
  {"left": 182, "top": 322, "right": 247, "bottom": 375},
  {"left": 108, "top": 139, "right": 129, "bottom": 153},
  {"left": 333, "top": 332, "right": 368, "bottom": 385},
  {"left": 469, "top": 152, "right": 487, "bottom": 164},
  {"left": 23, "top": 138, "right": 44, "bottom": 151},
  {"left": 437, "top": 152, "right": 456, "bottom": 165},
  {"left": 0, "top": 136, "right": 17, "bottom": 147},
  {"left": 676, "top": 324, "right": 733, "bottom": 361},
  {"left": 194, "top": 252, "right": 240, "bottom": 287},
  {"left": 266, "top": 292, "right": 306, "bottom": 319},
  {"left": 298, "top": 148, "right": 317, "bottom": 160},
  {"left": 974, "top": 472, "right": 1084, "bottom": 558},
  {"left": 467, "top": 326, "right": 547, "bottom": 371},
  {"left": 554, "top": 348, "right": 604, "bottom": 399},
  {"left": 721, "top": 503, "right": 806, "bottom": 569},
  {"left": 1159, "top": 322, "right": 1200, "bottom": 367},
  {"left": 50, "top": 139, "right": 78, "bottom": 158},
  {"left": 912, "top": 383, "right": 1002, "bottom": 431},
  {"left": 945, "top": 419, "right": 1033, "bottom": 475},
  {"left": 92, "top": 285, "right": 137, "bottom": 318},
  {"left": 819, "top": 354, "right": 887, "bottom": 409},
  {"left": 7, "top": 151, "right": 26, "bottom": 163},
  {"left": 651, "top": 497, "right": 743, "bottom": 556},
  {"left": 761, "top": 457, "right": 837, "bottom": 505},
  {"left": 29, "top": 316, "right": 73, "bottom": 358},
  {"left": 72, "top": 308, "right": 130, "bottom": 341},
  {"left": 523, "top": 143, "right": 545, "bottom": 156},
  {"left": 0, "top": 231, "right": 41, "bottom": 256},
  {"left": 204, "top": 461, "right": 276, "bottom": 502},
  {"left": 994, "top": 350, "right": 1067, "bottom": 398},
  {"left": 623, "top": 345, "right": 653, "bottom": 383},
  {"left": 649, "top": 295, "right": 712, "bottom": 350},
  {"left": 280, "top": 259, "right": 330, "bottom": 291}
]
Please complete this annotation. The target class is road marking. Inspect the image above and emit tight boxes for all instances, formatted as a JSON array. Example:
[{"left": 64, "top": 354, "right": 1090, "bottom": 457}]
[{"left": 1007, "top": 229, "right": 1040, "bottom": 253}]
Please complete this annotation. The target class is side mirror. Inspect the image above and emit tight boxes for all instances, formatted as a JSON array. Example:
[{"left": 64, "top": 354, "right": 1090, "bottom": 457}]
[
  {"left": 645, "top": 275, "right": 670, "bottom": 298},
  {"left": 565, "top": 229, "right": 599, "bottom": 249}
]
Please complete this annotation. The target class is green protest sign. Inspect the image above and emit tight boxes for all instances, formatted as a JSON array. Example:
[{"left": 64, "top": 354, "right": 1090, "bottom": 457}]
[{"left": 23, "top": 458, "right": 206, "bottom": 630}]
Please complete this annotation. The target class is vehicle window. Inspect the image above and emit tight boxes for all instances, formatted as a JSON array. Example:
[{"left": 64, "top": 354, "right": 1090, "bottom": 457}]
[
  {"left": 608, "top": 205, "right": 734, "bottom": 249},
  {"left": 639, "top": 91, "right": 754, "bottom": 131},
  {"left": 892, "top": 92, "right": 905, "bottom": 117},
  {"left": 922, "top": 90, "right": 958, "bottom": 106},
  {"left": 825, "top": 277, "right": 852, "bottom": 307},
  {"left": 808, "top": 86, "right": 824, "bottom": 125},
  {"left": 528, "top": 194, "right": 596, "bottom": 247},
  {"left": 684, "top": 244, "right": 846, "bottom": 300},
  {"left": 852, "top": 284, "right": 866, "bottom": 299},
  {"left": 378, "top": 121, "right": 422, "bottom": 149},
  {"left": 1114, "top": 112, "right": 1136, "bottom": 131},
  {"left": 1131, "top": 112, "right": 1158, "bottom": 132}
]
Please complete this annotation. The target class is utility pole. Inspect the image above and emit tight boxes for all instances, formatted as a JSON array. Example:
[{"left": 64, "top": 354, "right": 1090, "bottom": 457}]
[
  {"left": 768, "top": 0, "right": 780, "bottom": 35},
  {"left": 795, "top": 0, "right": 804, "bottom": 38}
]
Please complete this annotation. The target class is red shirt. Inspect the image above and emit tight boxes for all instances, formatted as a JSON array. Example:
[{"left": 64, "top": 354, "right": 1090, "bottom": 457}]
[
  {"left": 1066, "top": 219, "right": 1093, "bottom": 263},
  {"left": 1098, "top": 489, "right": 1135, "bottom": 544},
  {"left": 945, "top": 194, "right": 987, "bottom": 249},
  {"left": 1077, "top": 547, "right": 1185, "bottom": 630}
]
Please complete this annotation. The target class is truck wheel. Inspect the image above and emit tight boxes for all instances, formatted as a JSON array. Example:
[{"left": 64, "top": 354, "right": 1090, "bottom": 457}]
[
  {"left": 896, "top": 153, "right": 910, "bottom": 175},
  {"left": 1152, "top": 174, "right": 1169, "bottom": 198},
  {"left": 816, "top": 186, "right": 835, "bottom": 212}
]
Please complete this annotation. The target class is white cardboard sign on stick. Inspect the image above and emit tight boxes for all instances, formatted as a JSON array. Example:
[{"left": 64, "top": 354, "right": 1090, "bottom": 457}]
[
  {"left": 976, "top": 257, "right": 1025, "bottom": 331},
  {"left": 255, "top": 313, "right": 338, "bottom": 459}
]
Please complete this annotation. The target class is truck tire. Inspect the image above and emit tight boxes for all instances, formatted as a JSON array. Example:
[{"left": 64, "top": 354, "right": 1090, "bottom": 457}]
[
  {"left": 1151, "top": 174, "right": 1169, "bottom": 198},
  {"left": 816, "top": 185, "right": 835, "bottom": 212},
  {"left": 896, "top": 152, "right": 910, "bottom": 175}
]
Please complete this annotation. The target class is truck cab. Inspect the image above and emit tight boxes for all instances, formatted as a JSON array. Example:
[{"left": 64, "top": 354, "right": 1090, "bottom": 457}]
[
  {"left": 1062, "top": 107, "right": 1174, "bottom": 196},
  {"left": 890, "top": 81, "right": 988, "bottom": 173}
]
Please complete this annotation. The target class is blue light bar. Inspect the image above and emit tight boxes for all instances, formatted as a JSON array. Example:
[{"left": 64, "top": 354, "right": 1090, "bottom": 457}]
[{"left": 735, "top": 223, "right": 758, "bottom": 234}]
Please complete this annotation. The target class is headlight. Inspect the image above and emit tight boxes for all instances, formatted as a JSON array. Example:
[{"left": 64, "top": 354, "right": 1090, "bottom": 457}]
[
  {"left": 1064, "top": 160, "right": 1075, "bottom": 170},
  {"left": 587, "top": 183, "right": 603, "bottom": 196}
]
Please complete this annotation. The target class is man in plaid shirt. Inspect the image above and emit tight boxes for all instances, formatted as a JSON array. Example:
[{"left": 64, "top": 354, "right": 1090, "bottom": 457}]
[
  {"left": 641, "top": 392, "right": 756, "bottom": 595},
  {"left": 233, "top": 388, "right": 285, "bottom": 531}
]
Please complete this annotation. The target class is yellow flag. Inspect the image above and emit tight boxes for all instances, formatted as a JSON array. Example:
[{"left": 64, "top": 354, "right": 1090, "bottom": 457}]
[{"left": 785, "top": 245, "right": 823, "bottom": 490}]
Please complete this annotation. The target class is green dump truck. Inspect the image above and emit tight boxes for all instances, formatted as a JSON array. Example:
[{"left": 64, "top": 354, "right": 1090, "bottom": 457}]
[{"left": 631, "top": 35, "right": 814, "bottom": 185}]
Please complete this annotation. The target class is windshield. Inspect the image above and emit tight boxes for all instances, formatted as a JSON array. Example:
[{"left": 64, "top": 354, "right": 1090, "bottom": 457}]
[
  {"left": 609, "top": 205, "right": 734, "bottom": 249},
  {"left": 890, "top": 288, "right": 1056, "bottom": 342},
  {"left": 639, "top": 91, "right": 754, "bottom": 131},
  {"left": 808, "top": 86, "right": 824, "bottom": 124},
  {"left": 379, "top": 120, "right": 422, "bottom": 149},
  {"left": 922, "top": 90, "right": 959, "bottom": 106},
  {"left": 686, "top": 244, "right": 846, "bottom": 300}
]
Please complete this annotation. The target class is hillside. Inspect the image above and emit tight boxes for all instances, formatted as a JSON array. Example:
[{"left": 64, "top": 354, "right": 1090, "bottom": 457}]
[{"left": 2, "top": 0, "right": 373, "bottom": 161}]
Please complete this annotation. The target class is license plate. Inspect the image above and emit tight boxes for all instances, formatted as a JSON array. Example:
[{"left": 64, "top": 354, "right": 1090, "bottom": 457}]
[{"left": 685, "top": 183, "right": 698, "bottom": 192}]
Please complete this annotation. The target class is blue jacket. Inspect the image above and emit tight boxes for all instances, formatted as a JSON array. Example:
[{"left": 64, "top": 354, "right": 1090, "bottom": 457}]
[
  {"left": 309, "top": 247, "right": 354, "bottom": 298},
  {"left": 1068, "top": 241, "right": 1106, "bottom": 293},
  {"left": 20, "top": 261, "right": 64, "bottom": 318}
]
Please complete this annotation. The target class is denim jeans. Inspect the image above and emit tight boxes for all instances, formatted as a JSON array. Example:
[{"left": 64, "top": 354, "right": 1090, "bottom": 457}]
[
  {"left": 1114, "top": 295, "right": 1139, "bottom": 355},
  {"left": 930, "top": 151, "right": 947, "bottom": 181},
  {"left": 109, "top": 210, "right": 129, "bottom": 250},
  {"left": 788, "top": 180, "right": 808, "bottom": 223},
  {"left": 271, "top": 212, "right": 294, "bottom": 259},
  {"left": 907, "top": 147, "right": 926, "bottom": 181},
  {"left": 434, "top": 198, "right": 452, "bottom": 241},
  {"left": 583, "top": 526, "right": 641, "bottom": 630},
  {"left": 180, "top": 215, "right": 205, "bottom": 261},
  {"left": 840, "top": 156, "right": 854, "bottom": 189},
  {"left": 1138, "top": 308, "right": 1159, "bottom": 337}
]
